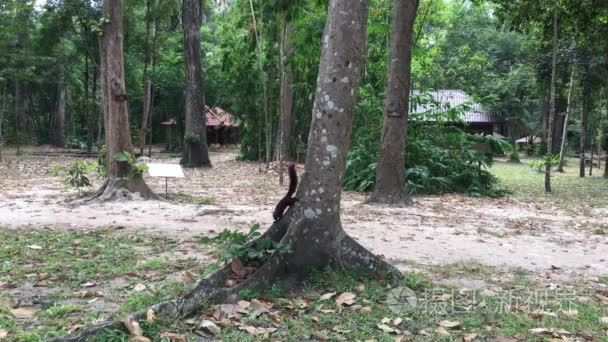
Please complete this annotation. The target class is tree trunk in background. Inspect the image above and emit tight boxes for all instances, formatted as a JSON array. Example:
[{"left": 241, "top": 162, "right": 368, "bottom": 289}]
[
  {"left": 589, "top": 139, "right": 594, "bottom": 176},
  {"left": 580, "top": 64, "right": 591, "bottom": 178},
  {"left": 545, "top": 0, "right": 558, "bottom": 193},
  {"left": 369, "top": 0, "right": 419, "bottom": 205},
  {"left": 15, "top": 79, "right": 25, "bottom": 132},
  {"left": 94, "top": 0, "right": 157, "bottom": 201},
  {"left": 54, "top": 71, "right": 66, "bottom": 147},
  {"left": 275, "top": 21, "right": 295, "bottom": 162},
  {"left": 139, "top": 0, "right": 153, "bottom": 156},
  {"left": 0, "top": 83, "right": 5, "bottom": 162},
  {"left": 557, "top": 69, "right": 574, "bottom": 172},
  {"left": 181, "top": 0, "right": 211, "bottom": 167}
]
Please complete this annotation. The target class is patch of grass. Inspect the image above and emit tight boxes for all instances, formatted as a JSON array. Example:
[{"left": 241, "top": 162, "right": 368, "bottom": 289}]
[
  {"left": 0, "top": 227, "right": 178, "bottom": 287},
  {"left": 430, "top": 261, "right": 495, "bottom": 279},
  {"left": 170, "top": 192, "right": 216, "bottom": 205},
  {"left": 491, "top": 160, "right": 608, "bottom": 213}
]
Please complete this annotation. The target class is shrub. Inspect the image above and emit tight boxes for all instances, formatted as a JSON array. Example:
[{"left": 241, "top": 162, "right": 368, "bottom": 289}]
[{"left": 51, "top": 160, "right": 98, "bottom": 195}]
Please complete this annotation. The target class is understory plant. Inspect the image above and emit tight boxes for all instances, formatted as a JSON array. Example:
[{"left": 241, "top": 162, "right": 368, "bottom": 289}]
[
  {"left": 345, "top": 90, "right": 509, "bottom": 197},
  {"left": 199, "top": 224, "right": 292, "bottom": 266},
  {"left": 50, "top": 160, "right": 99, "bottom": 195},
  {"left": 112, "top": 151, "right": 149, "bottom": 178}
]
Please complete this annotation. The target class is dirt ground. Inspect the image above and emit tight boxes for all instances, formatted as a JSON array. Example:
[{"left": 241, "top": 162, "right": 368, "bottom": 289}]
[{"left": 1, "top": 145, "right": 607, "bottom": 283}]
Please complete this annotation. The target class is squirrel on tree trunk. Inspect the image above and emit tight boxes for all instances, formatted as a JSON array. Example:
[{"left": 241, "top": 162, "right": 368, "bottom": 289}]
[{"left": 273, "top": 164, "right": 298, "bottom": 221}]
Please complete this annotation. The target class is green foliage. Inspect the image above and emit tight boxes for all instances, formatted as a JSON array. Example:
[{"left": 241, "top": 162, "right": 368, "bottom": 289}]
[
  {"left": 508, "top": 143, "right": 521, "bottom": 163},
  {"left": 198, "top": 224, "right": 292, "bottom": 265},
  {"left": 528, "top": 154, "right": 561, "bottom": 173},
  {"left": 50, "top": 160, "right": 98, "bottom": 194},
  {"left": 184, "top": 134, "right": 200, "bottom": 145},
  {"left": 113, "top": 151, "right": 148, "bottom": 177}
]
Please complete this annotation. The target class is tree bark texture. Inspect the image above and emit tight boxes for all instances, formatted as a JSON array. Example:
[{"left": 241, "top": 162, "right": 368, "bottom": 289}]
[
  {"left": 580, "top": 64, "right": 591, "bottom": 178},
  {"left": 275, "top": 21, "right": 295, "bottom": 162},
  {"left": 181, "top": 0, "right": 211, "bottom": 167},
  {"left": 545, "top": 0, "right": 558, "bottom": 193},
  {"left": 54, "top": 70, "right": 66, "bottom": 148},
  {"left": 369, "top": 0, "right": 419, "bottom": 205},
  {"left": 95, "top": 0, "right": 157, "bottom": 201},
  {"left": 557, "top": 69, "right": 574, "bottom": 172},
  {"left": 139, "top": 0, "right": 153, "bottom": 156}
]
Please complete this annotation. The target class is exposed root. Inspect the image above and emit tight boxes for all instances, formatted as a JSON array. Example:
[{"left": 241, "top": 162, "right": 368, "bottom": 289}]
[
  {"left": 366, "top": 191, "right": 413, "bottom": 207},
  {"left": 334, "top": 232, "right": 403, "bottom": 280},
  {"left": 87, "top": 177, "right": 163, "bottom": 202}
]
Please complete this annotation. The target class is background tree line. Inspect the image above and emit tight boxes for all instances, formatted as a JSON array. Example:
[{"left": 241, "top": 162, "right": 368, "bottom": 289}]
[{"left": 0, "top": 0, "right": 607, "bottom": 195}]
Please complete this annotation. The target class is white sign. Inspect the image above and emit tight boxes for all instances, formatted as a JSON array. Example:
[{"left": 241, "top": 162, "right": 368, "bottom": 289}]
[{"left": 147, "top": 163, "right": 185, "bottom": 178}]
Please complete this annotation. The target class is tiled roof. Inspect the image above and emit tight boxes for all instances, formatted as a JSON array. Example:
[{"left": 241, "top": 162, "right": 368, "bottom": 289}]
[
  {"left": 411, "top": 90, "right": 502, "bottom": 124},
  {"left": 204, "top": 106, "right": 240, "bottom": 127}
]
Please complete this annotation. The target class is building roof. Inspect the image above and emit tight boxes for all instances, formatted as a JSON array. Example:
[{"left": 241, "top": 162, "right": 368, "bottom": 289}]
[
  {"left": 411, "top": 90, "right": 502, "bottom": 124},
  {"left": 204, "top": 106, "right": 240, "bottom": 127},
  {"left": 515, "top": 136, "right": 542, "bottom": 143}
]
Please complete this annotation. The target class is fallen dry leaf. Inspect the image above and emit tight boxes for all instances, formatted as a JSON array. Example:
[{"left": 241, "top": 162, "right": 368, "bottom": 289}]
[
  {"left": 312, "top": 331, "right": 329, "bottom": 340},
  {"left": 0, "top": 329, "right": 8, "bottom": 339},
  {"left": 381, "top": 317, "right": 391, "bottom": 324},
  {"left": 80, "top": 281, "right": 96, "bottom": 288},
  {"left": 123, "top": 316, "right": 144, "bottom": 336},
  {"left": 439, "top": 320, "right": 461, "bottom": 330},
  {"left": 294, "top": 298, "right": 308, "bottom": 309},
  {"left": 66, "top": 323, "right": 84, "bottom": 334},
  {"left": 561, "top": 309, "right": 578, "bottom": 317},
  {"left": 240, "top": 326, "right": 277, "bottom": 336},
  {"left": 11, "top": 307, "right": 35, "bottom": 319},
  {"left": 360, "top": 306, "right": 372, "bottom": 313},
  {"left": 392, "top": 317, "right": 403, "bottom": 326},
  {"left": 463, "top": 333, "right": 478, "bottom": 342},
  {"left": 335, "top": 292, "right": 356, "bottom": 306},
  {"left": 251, "top": 299, "right": 273, "bottom": 310},
  {"left": 200, "top": 320, "right": 221, "bottom": 335},
  {"left": 493, "top": 337, "right": 518, "bottom": 342},
  {"left": 320, "top": 292, "right": 337, "bottom": 301},
  {"left": 600, "top": 317, "right": 608, "bottom": 326},
  {"left": 377, "top": 323, "right": 396, "bottom": 334},
  {"left": 230, "top": 258, "right": 255, "bottom": 279},
  {"left": 332, "top": 326, "right": 351, "bottom": 334},
  {"left": 436, "top": 326, "right": 451, "bottom": 337},
  {"left": 159, "top": 332, "right": 186, "bottom": 342},
  {"left": 133, "top": 283, "right": 147, "bottom": 292},
  {"left": 146, "top": 309, "right": 156, "bottom": 322},
  {"left": 182, "top": 271, "right": 194, "bottom": 283},
  {"left": 27, "top": 245, "right": 42, "bottom": 250},
  {"left": 356, "top": 283, "right": 365, "bottom": 292},
  {"left": 128, "top": 337, "right": 151, "bottom": 342}
]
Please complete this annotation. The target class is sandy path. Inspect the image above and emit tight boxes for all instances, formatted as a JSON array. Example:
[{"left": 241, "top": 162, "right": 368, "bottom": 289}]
[{"left": 1, "top": 146, "right": 606, "bottom": 280}]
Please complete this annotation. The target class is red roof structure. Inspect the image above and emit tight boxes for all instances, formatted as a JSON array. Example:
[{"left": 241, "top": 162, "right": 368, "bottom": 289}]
[{"left": 204, "top": 106, "right": 240, "bottom": 127}]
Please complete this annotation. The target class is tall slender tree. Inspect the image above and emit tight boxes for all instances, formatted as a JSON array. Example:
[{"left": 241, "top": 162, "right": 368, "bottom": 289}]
[
  {"left": 557, "top": 69, "right": 574, "bottom": 172},
  {"left": 181, "top": 0, "right": 211, "bottom": 167},
  {"left": 93, "top": 0, "right": 158, "bottom": 200},
  {"left": 54, "top": 69, "right": 66, "bottom": 147},
  {"left": 368, "top": 0, "right": 419, "bottom": 205},
  {"left": 545, "top": 0, "right": 559, "bottom": 193},
  {"left": 139, "top": 0, "right": 155, "bottom": 156}
]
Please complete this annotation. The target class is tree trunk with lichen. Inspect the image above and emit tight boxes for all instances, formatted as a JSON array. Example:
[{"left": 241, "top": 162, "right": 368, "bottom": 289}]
[
  {"left": 92, "top": 0, "right": 158, "bottom": 201},
  {"left": 368, "top": 0, "right": 419, "bottom": 206},
  {"left": 52, "top": 1, "right": 400, "bottom": 339},
  {"left": 181, "top": 0, "right": 211, "bottom": 167},
  {"left": 275, "top": 20, "right": 295, "bottom": 162}
]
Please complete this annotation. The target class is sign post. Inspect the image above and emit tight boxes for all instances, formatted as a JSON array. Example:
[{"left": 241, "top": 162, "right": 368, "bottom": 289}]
[{"left": 146, "top": 163, "right": 185, "bottom": 198}]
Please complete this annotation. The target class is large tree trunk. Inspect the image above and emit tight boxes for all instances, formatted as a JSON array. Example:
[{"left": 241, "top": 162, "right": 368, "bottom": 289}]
[
  {"left": 580, "top": 64, "right": 591, "bottom": 178},
  {"left": 52, "top": 1, "right": 401, "bottom": 339},
  {"left": 92, "top": 0, "right": 157, "bottom": 201},
  {"left": 368, "top": 0, "right": 419, "bottom": 205},
  {"left": 275, "top": 21, "right": 295, "bottom": 162},
  {"left": 557, "top": 69, "right": 574, "bottom": 172},
  {"left": 181, "top": 0, "right": 211, "bottom": 167},
  {"left": 54, "top": 70, "right": 66, "bottom": 148},
  {"left": 545, "top": 0, "right": 558, "bottom": 193}
]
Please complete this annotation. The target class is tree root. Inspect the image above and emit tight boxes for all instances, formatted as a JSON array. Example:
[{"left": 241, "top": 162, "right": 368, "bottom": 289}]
[
  {"left": 51, "top": 215, "right": 399, "bottom": 341},
  {"left": 366, "top": 191, "right": 413, "bottom": 207},
  {"left": 87, "top": 178, "right": 163, "bottom": 202}
]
